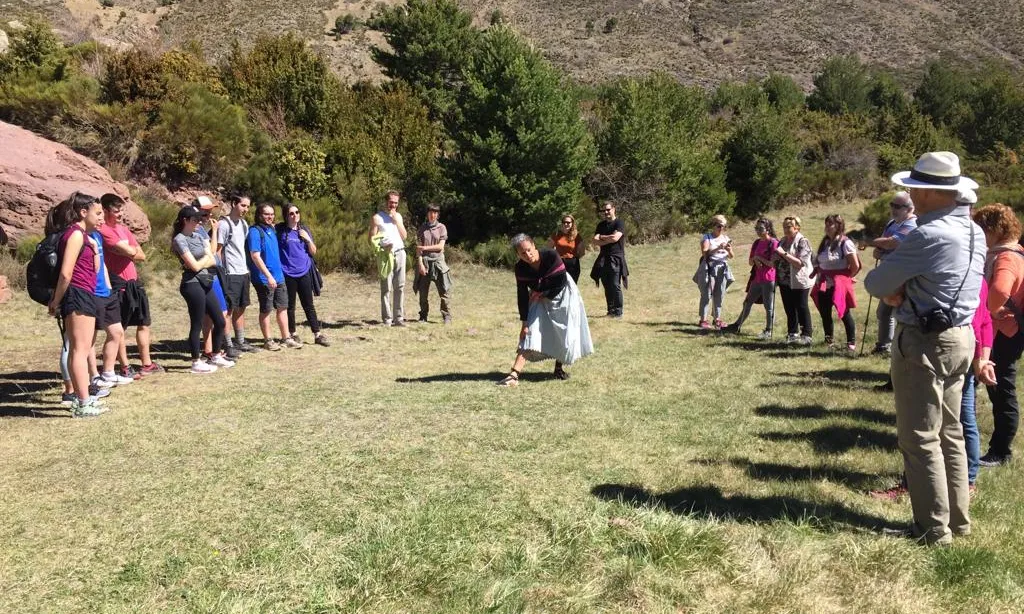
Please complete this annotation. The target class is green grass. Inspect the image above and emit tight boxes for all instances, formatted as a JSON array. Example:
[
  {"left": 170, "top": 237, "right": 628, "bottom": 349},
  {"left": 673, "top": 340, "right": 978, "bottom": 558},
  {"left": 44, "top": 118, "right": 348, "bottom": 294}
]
[{"left": 2, "top": 200, "right": 1024, "bottom": 613}]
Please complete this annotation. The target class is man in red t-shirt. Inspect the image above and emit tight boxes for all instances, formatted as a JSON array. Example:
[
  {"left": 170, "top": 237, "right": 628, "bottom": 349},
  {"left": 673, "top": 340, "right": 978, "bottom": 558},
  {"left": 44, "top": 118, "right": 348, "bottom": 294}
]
[{"left": 99, "top": 194, "right": 164, "bottom": 377}]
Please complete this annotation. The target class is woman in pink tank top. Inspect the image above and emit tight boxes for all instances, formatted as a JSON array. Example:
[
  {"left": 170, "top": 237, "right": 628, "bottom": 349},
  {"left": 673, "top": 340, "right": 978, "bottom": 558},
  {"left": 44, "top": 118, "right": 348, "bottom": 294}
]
[{"left": 48, "top": 192, "right": 105, "bottom": 414}]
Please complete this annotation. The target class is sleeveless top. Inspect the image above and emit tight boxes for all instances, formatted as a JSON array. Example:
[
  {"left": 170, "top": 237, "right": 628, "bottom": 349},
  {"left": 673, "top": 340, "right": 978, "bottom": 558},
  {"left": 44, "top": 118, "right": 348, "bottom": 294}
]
[
  {"left": 61, "top": 224, "right": 97, "bottom": 293},
  {"left": 376, "top": 212, "right": 404, "bottom": 253}
]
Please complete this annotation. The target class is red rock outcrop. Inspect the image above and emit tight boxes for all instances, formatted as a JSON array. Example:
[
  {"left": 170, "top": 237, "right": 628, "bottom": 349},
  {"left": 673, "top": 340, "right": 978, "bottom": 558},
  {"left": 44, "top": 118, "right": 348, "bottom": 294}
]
[{"left": 0, "top": 121, "right": 151, "bottom": 246}]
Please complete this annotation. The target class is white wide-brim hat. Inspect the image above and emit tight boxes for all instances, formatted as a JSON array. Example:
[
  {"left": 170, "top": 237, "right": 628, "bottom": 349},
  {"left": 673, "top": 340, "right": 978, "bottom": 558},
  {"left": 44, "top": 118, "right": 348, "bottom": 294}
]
[{"left": 891, "top": 151, "right": 979, "bottom": 191}]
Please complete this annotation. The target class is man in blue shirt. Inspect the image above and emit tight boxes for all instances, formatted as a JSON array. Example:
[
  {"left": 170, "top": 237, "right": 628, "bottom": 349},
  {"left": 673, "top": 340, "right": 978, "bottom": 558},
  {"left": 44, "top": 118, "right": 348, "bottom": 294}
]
[
  {"left": 864, "top": 151, "right": 984, "bottom": 546},
  {"left": 867, "top": 191, "right": 918, "bottom": 354},
  {"left": 248, "top": 203, "right": 294, "bottom": 351}
]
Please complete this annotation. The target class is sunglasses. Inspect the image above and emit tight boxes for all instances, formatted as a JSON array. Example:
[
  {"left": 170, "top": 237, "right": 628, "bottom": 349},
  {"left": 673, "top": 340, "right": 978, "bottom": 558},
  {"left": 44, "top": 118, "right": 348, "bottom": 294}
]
[
  {"left": 562, "top": 220, "right": 573, "bottom": 224},
  {"left": 602, "top": 209, "right": 613, "bottom": 213},
  {"left": 289, "top": 210, "right": 300, "bottom": 215}
]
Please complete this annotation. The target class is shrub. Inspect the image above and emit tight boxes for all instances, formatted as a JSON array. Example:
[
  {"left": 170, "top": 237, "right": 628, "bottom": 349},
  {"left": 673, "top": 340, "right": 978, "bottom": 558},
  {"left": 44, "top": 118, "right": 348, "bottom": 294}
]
[
  {"left": 807, "top": 55, "right": 873, "bottom": 115},
  {"left": 335, "top": 14, "right": 356, "bottom": 37},
  {"left": 723, "top": 110, "right": 800, "bottom": 216},
  {"left": 101, "top": 49, "right": 166, "bottom": 111},
  {"left": 467, "top": 236, "right": 517, "bottom": 269},
  {"left": 222, "top": 33, "right": 343, "bottom": 136},
  {"left": 101, "top": 0, "right": 114, "bottom": 7},
  {"left": 590, "top": 73, "right": 733, "bottom": 239},
  {"left": 604, "top": 18, "right": 618, "bottom": 34},
  {"left": 762, "top": 73, "right": 804, "bottom": 112},
  {"left": 585, "top": 20, "right": 594, "bottom": 37},
  {"left": 858, "top": 193, "right": 896, "bottom": 237},
  {"left": 269, "top": 135, "right": 330, "bottom": 201},
  {"left": 489, "top": 9, "right": 504, "bottom": 26},
  {"left": 0, "top": 19, "right": 66, "bottom": 80},
  {"left": 446, "top": 26, "right": 596, "bottom": 242},
  {"left": 146, "top": 83, "right": 250, "bottom": 185},
  {"left": 369, "top": 0, "right": 480, "bottom": 122},
  {"left": 710, "top": 80, "right": 767, "bottom": 116}
]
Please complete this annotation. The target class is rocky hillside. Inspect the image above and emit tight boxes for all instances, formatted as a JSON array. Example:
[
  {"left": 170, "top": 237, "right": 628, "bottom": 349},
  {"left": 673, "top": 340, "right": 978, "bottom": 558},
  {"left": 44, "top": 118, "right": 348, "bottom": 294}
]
[{"left": 5, "top": 0, "right": 1024, "bottom": 87}]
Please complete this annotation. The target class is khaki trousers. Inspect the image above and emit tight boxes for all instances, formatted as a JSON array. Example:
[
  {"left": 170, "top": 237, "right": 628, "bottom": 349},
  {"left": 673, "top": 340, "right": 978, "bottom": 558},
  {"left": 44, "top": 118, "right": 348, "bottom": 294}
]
[{"left": 891, "top": 323, "right": 973, "bottom": 545}]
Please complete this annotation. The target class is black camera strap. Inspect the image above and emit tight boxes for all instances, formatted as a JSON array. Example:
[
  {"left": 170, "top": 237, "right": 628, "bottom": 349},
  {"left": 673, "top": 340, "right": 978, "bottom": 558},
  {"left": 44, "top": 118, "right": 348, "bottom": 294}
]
[{"left": 907, "top": 219, "right": 975, "bottom": 324}]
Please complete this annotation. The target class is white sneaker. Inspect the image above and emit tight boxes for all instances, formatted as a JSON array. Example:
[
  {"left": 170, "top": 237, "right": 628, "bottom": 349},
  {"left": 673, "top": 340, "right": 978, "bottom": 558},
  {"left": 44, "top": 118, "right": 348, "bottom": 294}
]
[
  {"left": 91, "top": 375, "right": 116, "bottom": 389},
  {"left": 210, "top": 353, "right": 235, "bottom": 368},
  {"left": 785, "top": 333, "right": 799, "bottom": 344},
  {"left": 191, "top": 360, "right": 218, "bottom": 374},
  {"left": 798, "top": 336, "right": 813, "bottom": 346},
  {"left": 101, "top": 371, "right": 134, "bottom": 386}
]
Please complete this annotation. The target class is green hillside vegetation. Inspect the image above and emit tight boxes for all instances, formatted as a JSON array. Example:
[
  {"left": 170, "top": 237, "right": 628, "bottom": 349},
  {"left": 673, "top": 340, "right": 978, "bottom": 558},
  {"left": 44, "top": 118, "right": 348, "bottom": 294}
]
[{"left": 1, "top": 2, "right": 1024, "bottom": 277}]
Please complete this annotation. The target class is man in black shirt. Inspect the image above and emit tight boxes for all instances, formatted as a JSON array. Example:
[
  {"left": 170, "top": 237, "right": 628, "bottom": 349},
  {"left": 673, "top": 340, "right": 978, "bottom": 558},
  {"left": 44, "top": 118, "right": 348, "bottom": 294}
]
[{"left": 590, "top": 201, "right": 628, "bottom": 317}]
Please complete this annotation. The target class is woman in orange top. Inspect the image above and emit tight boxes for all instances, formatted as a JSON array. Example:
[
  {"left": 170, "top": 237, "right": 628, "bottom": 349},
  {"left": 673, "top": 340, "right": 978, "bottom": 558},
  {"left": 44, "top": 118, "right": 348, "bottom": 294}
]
[
  {"left": 973, "top": 203, "right": 1024, "bottom": 467},
  {"left": 550, "top": 213, "right": 585, "bottom": 283}
]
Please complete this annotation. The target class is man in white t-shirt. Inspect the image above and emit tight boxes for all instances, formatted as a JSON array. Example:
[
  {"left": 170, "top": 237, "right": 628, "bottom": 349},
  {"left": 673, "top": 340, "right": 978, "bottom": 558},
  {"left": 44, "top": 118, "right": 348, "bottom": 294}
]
[
  {"left": 217, "top": 194, "right": 258, "bottom": 352},
  {"left": 369, "top": 190, "right": 408, "bottom": 326}
]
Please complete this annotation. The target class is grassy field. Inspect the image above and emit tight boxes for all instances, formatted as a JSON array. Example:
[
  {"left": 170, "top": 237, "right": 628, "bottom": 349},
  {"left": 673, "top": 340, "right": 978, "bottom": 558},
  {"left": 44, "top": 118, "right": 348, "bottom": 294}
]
[{"left": 2, "top": 201, "right": 1024, "bottom": 613}]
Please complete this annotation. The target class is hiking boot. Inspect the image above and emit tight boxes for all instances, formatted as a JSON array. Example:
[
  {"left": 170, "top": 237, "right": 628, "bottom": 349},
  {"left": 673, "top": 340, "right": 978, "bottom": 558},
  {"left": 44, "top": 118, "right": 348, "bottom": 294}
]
[
  {"left": 140, "top": 362, "right": 166, "bottom": 375},
  {"left": 71, "top": 397, "right": 109, "bottom": 418},
  {"left": 120, "top": 365, "right": 143, "bottom": 380},
  {"left": 264, "top": 339, "right": 282, "bottom": 351},
  {"left": 237, "top": 342, "right": 260, "bottom": 353},
  {"left": 869, "top": 483, "right": 908, "bottom": 501},
  {"left": 314, "top": 332, "right": 331, "bottom": 347},
  {"left": 191, "top": 360, "right": 218, "bottom": 374},
  {"left": 224, "top": 345, "right": 241, "bottom": 360},
  {"left": 979, "top": 452, "right": 1012, "bottom": 467},
  {"left": 283, "top": 337, "right": 302, "bottom": 349},
  {"left": 210, "top": 353, "right": 235, "bottom": 368},
  {"left": 756, "top": 330, "right": 773, "bottom": 340}
]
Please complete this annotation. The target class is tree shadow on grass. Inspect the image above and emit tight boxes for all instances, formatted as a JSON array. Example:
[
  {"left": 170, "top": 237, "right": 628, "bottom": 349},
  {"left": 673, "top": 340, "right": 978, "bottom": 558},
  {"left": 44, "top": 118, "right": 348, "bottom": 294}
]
[
  {"left": 147, "top": 339, "right": 192, "bottom": 363},
  {"left": 693, "top": 457, "right": 892, "bottom": 490},
  {"left": 319, "top": 318, "right": 378, "bottom": 330},
  {"left": 0, "top": 370, "right": 68, "bottom": 418},
  {"left": 631, "top": 321, "right": 715, "bottom": 337},
  {"left": 591, "top": 483, "right": 898, "bottom": 532},
  {"left": 755, "top": 403, "right": 895, "bottom": 426},
  {"left": 760, "top": 425, "right": 897, "bottom": 454},
  {"left": 777, "top": 369, "right": 889, "bottom": 387},
  {"left": 396, "top": 371, "right": 552, "bottom": 384},
  {"left": 715, "top": 339, "right": 786, "bottom": 351}
]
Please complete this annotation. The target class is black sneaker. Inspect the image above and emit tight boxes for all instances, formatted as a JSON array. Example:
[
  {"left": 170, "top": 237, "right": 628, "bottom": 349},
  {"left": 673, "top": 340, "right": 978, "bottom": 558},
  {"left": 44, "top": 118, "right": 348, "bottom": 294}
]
[
  {"left": 225, "top": 345, "right": 241, "bottom": 360},
  {"left": 979, "top": 453, "right": 1012, "bottom": 467},
  {"left": 237, "top": 342, "right": 260, "bottom": 353}
]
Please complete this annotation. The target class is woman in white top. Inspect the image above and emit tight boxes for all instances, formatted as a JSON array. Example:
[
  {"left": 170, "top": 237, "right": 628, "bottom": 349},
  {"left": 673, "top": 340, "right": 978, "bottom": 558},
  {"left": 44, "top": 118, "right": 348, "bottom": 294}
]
[
  {"left": 812, "top": 214, "right": 861, "bottom": 352},
  {"left": 693, "top": 214, "right": 734, "bottom": 330},
  {"left": 774, "top": 216, "right": 814, "bottom": 344}
]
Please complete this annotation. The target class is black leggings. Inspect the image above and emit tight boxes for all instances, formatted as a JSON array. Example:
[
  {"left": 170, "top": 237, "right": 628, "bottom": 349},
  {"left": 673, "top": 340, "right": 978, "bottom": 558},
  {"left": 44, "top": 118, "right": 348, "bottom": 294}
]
[
  {"left": 816, "top": 287, "right": 855, "bottom": 343},
  {"left": 286, "top": 271, "right": 321, "bottom": 334},
  {"left": 180, "top": 281, "right": 225, "bottom": 359},
  {"left": 779, "top": 285, "right": 812, "bottom": 337}
]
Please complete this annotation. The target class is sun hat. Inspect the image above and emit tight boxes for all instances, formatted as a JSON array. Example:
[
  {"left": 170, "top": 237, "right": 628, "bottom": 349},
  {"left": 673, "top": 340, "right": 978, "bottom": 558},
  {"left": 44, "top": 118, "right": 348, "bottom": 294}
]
[
  {"left": 955, "top": 188, "right": 978, "bottom": 206},
  {"left": 891, "top": 151, "right": 979, "bottom": 191},
  {"left": 192, "top": 195, "right": 216, "bottom": 210}
]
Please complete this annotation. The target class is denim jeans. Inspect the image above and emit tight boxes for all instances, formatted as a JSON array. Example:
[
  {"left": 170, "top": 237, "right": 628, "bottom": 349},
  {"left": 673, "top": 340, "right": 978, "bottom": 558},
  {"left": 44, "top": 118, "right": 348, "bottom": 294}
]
[{"left": 960, "top": 371, "right": 979, "bottom": 485}]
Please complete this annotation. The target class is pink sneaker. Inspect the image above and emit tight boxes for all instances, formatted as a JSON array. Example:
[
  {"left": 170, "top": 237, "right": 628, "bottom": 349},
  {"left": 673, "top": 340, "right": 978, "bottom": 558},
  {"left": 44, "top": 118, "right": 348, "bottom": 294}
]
[
  {"left": 699, "top": 320, "right": 711, "bottom": 330},
  {"left": 714, "top": 319, "right": 726, "bottom": 330}
]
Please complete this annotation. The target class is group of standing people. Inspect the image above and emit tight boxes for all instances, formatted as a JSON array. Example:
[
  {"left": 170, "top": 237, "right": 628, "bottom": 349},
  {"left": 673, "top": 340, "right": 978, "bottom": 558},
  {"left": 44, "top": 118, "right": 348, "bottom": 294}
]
[{"left": 170, "top": 195, "right": 331, "bottom": 375}]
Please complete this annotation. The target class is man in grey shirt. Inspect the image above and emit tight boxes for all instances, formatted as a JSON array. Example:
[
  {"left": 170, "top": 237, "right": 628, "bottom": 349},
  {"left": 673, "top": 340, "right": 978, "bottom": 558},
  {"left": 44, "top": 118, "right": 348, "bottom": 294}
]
[
  {"left": 864, "top": 151, "right": 984, "bottom": 546},
  {"left": 216, "top": 195, "right": 258, "bottom": 352}
]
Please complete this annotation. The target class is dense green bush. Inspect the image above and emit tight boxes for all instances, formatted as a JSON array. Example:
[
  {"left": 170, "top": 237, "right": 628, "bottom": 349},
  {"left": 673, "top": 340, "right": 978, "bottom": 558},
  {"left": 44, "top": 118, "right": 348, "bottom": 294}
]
[
  {"left": 590, "top": 73, "right": 733, "bottom": 239},
  {"left": 222, "top": 33, "right": 342, "bottom": 136},
  {"left": 369, "top": 0, "right": 479, "bottom": 122},
  {"left": 723, "top": 110, "right": 800, "bottom": 216},
  {"left": 446, "top": 26, "right": 596, "bottom": 242},
  {"left": 269, "top": 135, "right": 329, "bottom": 201},
  {"left": 807, "top": 55, "right": 874, "bottom": 115},
  {"left": 0, "top": 19, "right": 66, "bottom": 79},
  {"left": 146, "top": 83, "right": 250, "bottom": 185},
  {"left": 857, "top": 192, "right": 896, "bottom": 237},
  {"left": 762, "top": 73, "right": 804, "bottom": 112}
]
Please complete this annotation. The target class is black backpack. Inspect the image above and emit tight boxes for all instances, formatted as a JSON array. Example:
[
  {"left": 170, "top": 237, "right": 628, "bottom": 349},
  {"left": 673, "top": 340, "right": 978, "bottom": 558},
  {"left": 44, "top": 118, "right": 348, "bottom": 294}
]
[{"left": 25, "top": 231, "right": 65, "bottom": 305}]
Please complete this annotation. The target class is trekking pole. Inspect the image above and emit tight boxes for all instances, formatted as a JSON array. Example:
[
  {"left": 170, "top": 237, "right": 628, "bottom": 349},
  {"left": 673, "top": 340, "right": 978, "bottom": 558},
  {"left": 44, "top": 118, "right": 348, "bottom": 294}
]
[{"left": 859, "top": 258, "right": 879, "bottom": 356}]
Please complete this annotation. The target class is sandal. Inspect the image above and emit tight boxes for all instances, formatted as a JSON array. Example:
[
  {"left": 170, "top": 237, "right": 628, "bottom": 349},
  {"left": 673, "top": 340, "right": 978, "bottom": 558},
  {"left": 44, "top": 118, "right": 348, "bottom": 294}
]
[{"left": 497, "top": 372, "right": 520, "bottom": 387}]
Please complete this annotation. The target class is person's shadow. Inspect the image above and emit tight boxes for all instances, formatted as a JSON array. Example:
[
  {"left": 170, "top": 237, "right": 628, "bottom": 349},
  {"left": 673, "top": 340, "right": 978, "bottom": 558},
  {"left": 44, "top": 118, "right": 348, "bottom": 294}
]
[
  {"left": 396, "top": 371, "right": 552, "bottom": 383},
  {"left": 0, "top": 370, "right": 68, "bottom": 418},
  {"left": 591, "top": 483, "right": 898, "bottom": 532}
]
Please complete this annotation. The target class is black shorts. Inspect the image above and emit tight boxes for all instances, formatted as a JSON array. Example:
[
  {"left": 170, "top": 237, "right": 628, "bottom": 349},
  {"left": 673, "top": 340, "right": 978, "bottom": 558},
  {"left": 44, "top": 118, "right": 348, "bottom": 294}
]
[
  {"left": 94, "top": 294, "right": 122, "bottom": 329},
  {"left": 223, "top": 273, "right": 251, "bottom": 310},
  {"left": 60, "top": 286, "right": 97, "bottom": 318},
  {"left": 254, "top": 281, "right": 288, "bottom": 313},
  {"left": 112, "top": 278, "right": 152, "bottom": 327}
]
